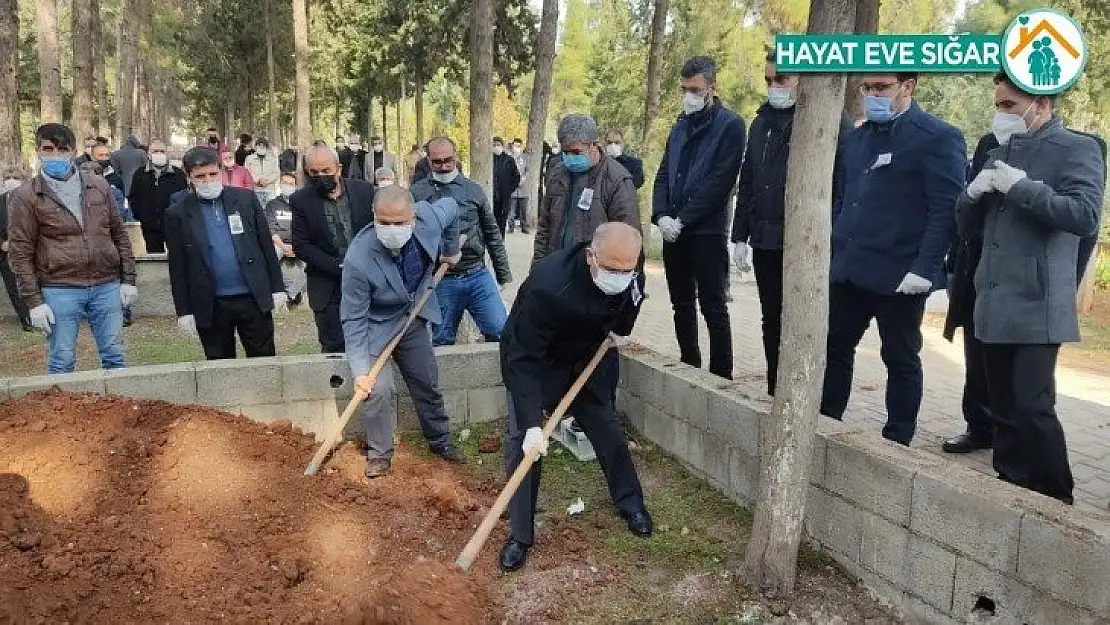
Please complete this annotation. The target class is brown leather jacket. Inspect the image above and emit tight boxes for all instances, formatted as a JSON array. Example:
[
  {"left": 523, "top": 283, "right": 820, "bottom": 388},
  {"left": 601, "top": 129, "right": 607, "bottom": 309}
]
[
  {"left": 7, "top": 174, "right": 136, "bottom": 308},
  {"left": 533, "top": 155, "right": 640, "bottom": 265}
]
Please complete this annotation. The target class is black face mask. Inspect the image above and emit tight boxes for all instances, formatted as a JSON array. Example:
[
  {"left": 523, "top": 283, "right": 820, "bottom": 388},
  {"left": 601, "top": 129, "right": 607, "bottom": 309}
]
[
  {"left": 95, "top": 159, "right": 112, "bottom": 169},
  {"left": 310, "top": 174, "right": 338, "bottom": 197},
  {"left": 207, "top": 137, "right": 219, "bottom": 145}
]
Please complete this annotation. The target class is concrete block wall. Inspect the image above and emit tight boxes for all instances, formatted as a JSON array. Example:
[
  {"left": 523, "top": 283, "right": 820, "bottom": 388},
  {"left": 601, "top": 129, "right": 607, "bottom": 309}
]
[
  {"left": 616, "top": 348, "right": 1110, "bottom": 625},
  {"left": 0, "top": 344, "right": 508, "bottom": 439}
]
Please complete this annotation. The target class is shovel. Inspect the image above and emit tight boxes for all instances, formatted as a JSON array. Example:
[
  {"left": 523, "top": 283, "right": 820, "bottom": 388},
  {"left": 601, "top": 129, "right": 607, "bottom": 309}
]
[
  {"left": 455, "top": 336, "right": 615, "bottom": 571},
  {"left": 303, "top": 244, "right": 462, "bottom": 476}
]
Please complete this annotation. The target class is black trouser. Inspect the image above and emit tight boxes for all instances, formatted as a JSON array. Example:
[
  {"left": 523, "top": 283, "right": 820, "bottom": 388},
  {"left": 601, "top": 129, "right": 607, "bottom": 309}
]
[
  {"left": 982, "top": 343, "right": 1073, "bottom": 504},
  {"left": 141, "top": 225, "right": 165, "bottom": 254},
  {"left": 494, "top": 196, "right": 512, "bottom": 237},
  {"left": 961, "top": 326, "right": 994, "bottom": 439},
  {"left": 313, "top": 289, "right": 345, "bottom": 353},
  {"left": 505, "top": 352, "right": 645, "bottom": 544},
  {"left": 820, "top": 281, "right": 927, "bottom": 444},
  {"left": 196, "top": 294, "right": 276, "bottom": 360},
  {"left": 752, "top": 248, "right": 783, "bottom": 395},
  {"left": 0, "top": 254, "right": 29, "bottom": 321},
  {"left": 662, "top": 234, "right": 733, "bottom": 379}
]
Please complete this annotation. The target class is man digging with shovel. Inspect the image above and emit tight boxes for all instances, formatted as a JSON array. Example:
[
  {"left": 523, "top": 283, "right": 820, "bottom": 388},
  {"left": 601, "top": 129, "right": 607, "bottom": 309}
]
[{"left": 341, "top": 186, "right": 468, "bottom": 478}]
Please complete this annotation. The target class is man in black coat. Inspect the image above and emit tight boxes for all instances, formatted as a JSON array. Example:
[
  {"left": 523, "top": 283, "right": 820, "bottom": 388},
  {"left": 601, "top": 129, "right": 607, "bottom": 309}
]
[
  {"left": 164, "top": 147, "right": 287, "bottom": 360},
  {"left": 498, "top": 222, "right": 652, "bottom": 572},
  {"left": 291, "top": 145, "right": 375, "bottom": 353},
  {"left": 492, "top": 136, "right": 521, "bottom": 236},
  {"left": 603, "top": 129, "right": 645, "bottom": 189},
  {"left": 336, "top": 136, "right": 355, "bottom": 178},
  {"left": 0, "top": 167, "right": 31, "bottom": 331},
  {"left": 128, "top": 139, "right": 189, "bottom": 253}
]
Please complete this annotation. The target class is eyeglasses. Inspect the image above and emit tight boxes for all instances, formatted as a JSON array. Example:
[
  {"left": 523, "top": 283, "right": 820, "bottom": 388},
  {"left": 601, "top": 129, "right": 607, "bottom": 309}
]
[
  {"left": 429, "top": 157, "right": 454, "bottom": 166},
  {"left": 858, "top": 81, "right": 902, "bottom": 95}
]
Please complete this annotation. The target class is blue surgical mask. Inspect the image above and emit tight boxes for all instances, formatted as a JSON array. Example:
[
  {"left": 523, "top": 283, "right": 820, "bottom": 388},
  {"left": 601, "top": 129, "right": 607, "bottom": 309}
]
[
  {"left": 40, "top": 156, "right": 73, "bottom": 179},
  {"left": 562, "top": 153, "right": 591, "bottom": 173},
  {"left": 864, "top": 95, "right": 895, "bottom": 123}
]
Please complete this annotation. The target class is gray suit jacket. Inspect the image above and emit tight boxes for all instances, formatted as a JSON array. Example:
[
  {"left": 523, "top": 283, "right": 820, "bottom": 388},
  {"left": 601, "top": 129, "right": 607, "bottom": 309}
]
[
  {"left": 959, "top": 118, "right": 1105, "bottom": 344},
  {"left": 340, "top": 197, "right": 460, "bottom": 375}
]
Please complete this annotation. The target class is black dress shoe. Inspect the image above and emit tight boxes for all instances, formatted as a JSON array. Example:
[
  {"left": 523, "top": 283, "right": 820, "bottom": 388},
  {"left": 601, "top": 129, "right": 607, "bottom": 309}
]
[
  {"left": 20, "top": 318, "right": 33, "bottom": 332},
  {"left": 621, "top": 509, "right": 653, "bottom": 538},
  {"left": 432, "top": 443, "right": 467, "bottom": 464},
  {"left": 499, "top": 538, "right": 531, "bottom": 572},
  {"left": 942, "top": 431, "right": 992, "bottom": 454}
]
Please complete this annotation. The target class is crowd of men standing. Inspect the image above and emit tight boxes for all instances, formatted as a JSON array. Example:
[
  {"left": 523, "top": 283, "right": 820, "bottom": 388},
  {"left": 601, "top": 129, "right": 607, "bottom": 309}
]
[{"left": 0, "top": 49, "right": 1104, "bottom": 548}]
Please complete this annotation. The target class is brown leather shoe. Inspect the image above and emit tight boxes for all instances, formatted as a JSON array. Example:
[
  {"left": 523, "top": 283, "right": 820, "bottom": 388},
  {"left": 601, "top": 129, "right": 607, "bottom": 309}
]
[{"left": 364, "top": 458, "right": 391, "bottom": 478}]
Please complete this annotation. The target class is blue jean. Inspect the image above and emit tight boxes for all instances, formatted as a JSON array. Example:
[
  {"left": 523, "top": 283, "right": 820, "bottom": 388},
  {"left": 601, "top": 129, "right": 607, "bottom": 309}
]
[
  {"left": 41, "top": 282, "right": 125, "bottom": 374},
  {"left": 432, "top": 266, "right": 507, "bottom": 346}
]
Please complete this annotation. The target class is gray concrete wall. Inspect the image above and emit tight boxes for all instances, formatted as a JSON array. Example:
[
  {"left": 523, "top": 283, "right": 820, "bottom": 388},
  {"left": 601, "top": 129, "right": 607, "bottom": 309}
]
[
  {"left": 616, "top": 348, "right": 1110, "bottom": 625},
  {"left": 0, "top": 254, "right": 175, "bottom": 318}
]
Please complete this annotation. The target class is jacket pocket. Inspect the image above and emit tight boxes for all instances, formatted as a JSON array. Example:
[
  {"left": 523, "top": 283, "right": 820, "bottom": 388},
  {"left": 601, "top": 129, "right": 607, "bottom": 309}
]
[{"left": 1024, "top": 255, "right": 1046, "bottom": 301}]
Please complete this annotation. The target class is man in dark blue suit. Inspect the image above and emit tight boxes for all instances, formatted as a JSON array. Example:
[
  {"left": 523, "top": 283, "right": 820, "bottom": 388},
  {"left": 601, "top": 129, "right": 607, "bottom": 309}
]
[
  {"left": 290, "top": 146, "right": 375, "bottom": 353},
  {"left": 820, "top": 73, "right": 967, "bottom": 445}
]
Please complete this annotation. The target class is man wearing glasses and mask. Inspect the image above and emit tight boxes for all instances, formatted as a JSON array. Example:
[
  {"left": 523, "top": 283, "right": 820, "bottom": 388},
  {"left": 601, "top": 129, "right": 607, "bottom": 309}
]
[{"left": 819, "top": 73, "right": 966, "bottom": 446}]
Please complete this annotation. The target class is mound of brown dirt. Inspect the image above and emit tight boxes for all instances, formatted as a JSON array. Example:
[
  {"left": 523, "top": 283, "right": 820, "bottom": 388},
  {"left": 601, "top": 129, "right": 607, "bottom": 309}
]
[{"left": 0, "top": 389, "right": 503, "bottom": 624}]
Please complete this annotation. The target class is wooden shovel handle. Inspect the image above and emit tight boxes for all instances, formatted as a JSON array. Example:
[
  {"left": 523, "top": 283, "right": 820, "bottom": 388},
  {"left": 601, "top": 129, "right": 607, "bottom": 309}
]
[
  {"left": 455, "top": 336, "right": 615, "bottom": 571},
  {"left": 303, "top": 243, "right": 462, "bottom": 476}
]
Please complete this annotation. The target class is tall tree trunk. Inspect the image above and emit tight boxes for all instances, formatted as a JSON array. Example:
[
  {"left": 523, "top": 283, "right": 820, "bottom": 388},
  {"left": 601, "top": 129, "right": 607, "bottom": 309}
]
[
  {"left": 35, "top": 0, "right": 63, "bottom": 123},
  {"left": 843, "top": 0, "right": 880, "bottom": 122},
  {"left": 640, "top": 0, "right": 668, "bottom": 146},
  {"left": 468, "top": 0, "right": 494, "bottom": 200},
  {"left": 115, "top": 0, "right": 135, "bottom": 142},
  {"left": 0, "top": 0, "right": 20, "bottom": 166},
  {"left": 397, "top": 79, "right": 404, "bottom": 153},
  {"left": 91, "top": 0, "right": 110, "bottom": 136},
  {"left": 265, "top": 0, "right": 278, "bottom": 144},
  {"left": 380, "top": 98, "right": 388, "bottom": 150},
  {"left": 523, "top": 0, "right": 558, "bottom": 228},
  {"left": 741, "top": 0, "right": 856, "bottom": 599},
  {"left": 414, "top": 72, "right": 425, "bottom": 146},
  {"left": 71, "top": 0, "right": 97, "bottom": 141},
  {"left": 365, "top": 97, "right": 373, "bottom": 144},
  {"left": 292, "top": 0, "right": 311, "bottom": 153}
]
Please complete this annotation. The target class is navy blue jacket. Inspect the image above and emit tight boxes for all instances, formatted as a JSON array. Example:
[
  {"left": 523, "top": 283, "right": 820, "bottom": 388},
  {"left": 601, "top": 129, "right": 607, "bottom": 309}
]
[
  {"left": 831, "top": 102, "right": 966, "bottom": 294},
  {"left": 652, "top": 100, "right": 746, "bottom": 236}
]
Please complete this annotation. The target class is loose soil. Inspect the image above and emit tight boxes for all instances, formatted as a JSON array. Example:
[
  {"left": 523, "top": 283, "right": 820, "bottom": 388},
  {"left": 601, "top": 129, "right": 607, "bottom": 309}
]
[{"left": 0, "top": 389, "right": 504, "bottom": 624}]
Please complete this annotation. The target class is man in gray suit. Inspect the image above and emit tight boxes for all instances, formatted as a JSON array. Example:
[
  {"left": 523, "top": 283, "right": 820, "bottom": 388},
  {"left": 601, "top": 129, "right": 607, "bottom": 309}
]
[
  {"left": 959, "top": 72, "right": 1106, "bottom": 505},
  {"left": 340, "top": 185, "right": 467, "bottom": 478}
]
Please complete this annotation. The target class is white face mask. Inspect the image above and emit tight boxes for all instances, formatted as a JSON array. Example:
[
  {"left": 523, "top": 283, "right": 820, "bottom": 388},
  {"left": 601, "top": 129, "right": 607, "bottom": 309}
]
[
  {"left": 377, "top": 180, "right": 394, "bottom": 187},
  {"left": 432, "top": 170, "right": 458, "bottom": 184},
  {"left": 3, "top": 178, "right": 21, "bottom": 192},
  {"left": 194, "top": 180, "right": 224, "bottom": 200},
  {"left": 683, "top": 91, "right": 709, "bottom": 115},
  {"left": 255, "top": 148, "right": 268, "bottom": 156},
  {"left": 605, "top": 143, "right": 623, "bottom": 157},
  {"left": 493, "top": 146, "right": 504, "bottom": 155},
  {"left": 767, "top": 86, "right": 796, "bottom": 109},
  {"left": 373, "top": 144, "right": 384, "bottom": 153},
  {"left": 592, "top": 264, "right": 636, "bottom": 295},
  {"left": 280, "top": 184, "right": 296, "bottom": 197},
  {"left": 376, "top": 223, "right": 414, "bottom": 250},
  {"left": 991, "top": 103, "right": 1035, "bottom": 145},
  {"left": 150, "top": 153, "right": 168, "bottom": 167}
]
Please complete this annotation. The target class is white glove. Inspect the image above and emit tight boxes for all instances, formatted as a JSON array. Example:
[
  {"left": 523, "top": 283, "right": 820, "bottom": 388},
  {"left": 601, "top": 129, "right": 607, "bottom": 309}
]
[
  {"left": 732, "top": 242, "right": 752, "bottom": 272},
  {"left": 658, "top": 216, "right": 681, "bottom": 243},
  {"left": 119, "top": 284, "right": 138, "bottom": 308},
  {"left": 522, "top": 426, "right": 549, "bottom": 457},
  {"left": 895, "top": 272, "right": 932, "bottom": 295},
  {"left": 29, "top": 304, "right": 54, "bottom": 335},
  {"left": 965, "top": 168, "right": 996, "bottom": 201},
  {"left": 609, "top": 331, "right": 630, "bottom": 349},
  {"left": 274, "top": 243, "right": 285, "bottom": 259},
  {"left": 177, "top": 315, "right": 198, "bottom": 338},
  {"left": 992, "top": 160, "right": 1027, "bottom": 194},
  {"left": 272, "top": 292, "right": 289, "bottom": 313}
]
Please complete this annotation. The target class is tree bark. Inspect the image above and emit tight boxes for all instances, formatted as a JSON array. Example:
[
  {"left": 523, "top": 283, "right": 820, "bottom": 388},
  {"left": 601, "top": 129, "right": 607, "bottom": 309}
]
[
  {"left": 1078, "top": 247, "right": 1099, "bottom": 315},
  {"left": 292, "top": 0, "right": 312, "bottom": 153},
  {"left": 115, "top": 0, "right": 136, "bottom": 142},
  {"left": 468, "top": 0, "right": 494, "bottom": 200},
  {"left": 36, "top": 0, "right": 63, "bottom": 123},
  {"left": 380, "top": 98, "right": 388, "bottom": 150},
  {"left": 0, "top": 0, "right": 20, "bottom": 166},
  {"left": 91, "top": 0, "right": 110, "bottom": 136},
  {"left": 523, "top": 0, "right": 558, "bottom": 228},
  {"left": 71, "top": 0, "right": 97, "bottom": 141},
  {"left": 414, "top": 72, "right": 425, "bottom": 146},
  {"left": 397, "top": 79, "right": 404, "bottom": 154},
  {"left": 265, "top": 0, "right": 278, "bottom": 144},
  {"left": 641, "top": 0, "right": 668, "bottom": 146},
  {"left": 741, "top": 0, "right": 856, "bottom": 599},
  {"left": 843, "top": 0, "right": 880, "bottom": 122}
]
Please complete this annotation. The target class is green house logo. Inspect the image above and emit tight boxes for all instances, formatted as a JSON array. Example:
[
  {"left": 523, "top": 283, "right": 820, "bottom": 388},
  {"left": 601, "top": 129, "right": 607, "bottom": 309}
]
[{"left": 1001, "top": 8, "right": 1088, "bottom": 95}]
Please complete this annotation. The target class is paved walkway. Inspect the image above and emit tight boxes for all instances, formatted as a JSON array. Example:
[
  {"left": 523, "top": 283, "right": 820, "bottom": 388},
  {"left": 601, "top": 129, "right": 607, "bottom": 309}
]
[{"left": 496, "top": 232, "right": 1110, "bottom": 515}]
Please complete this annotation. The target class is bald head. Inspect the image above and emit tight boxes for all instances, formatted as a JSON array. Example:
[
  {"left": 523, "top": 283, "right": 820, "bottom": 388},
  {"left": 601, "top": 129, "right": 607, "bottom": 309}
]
[
  {"left": 304, "top": 145, "right": 340, "bottom": 174},
  {"left": 589, "top": 222, "right": 642, "bottom": 273},
  {"left": 373, "top": 185, "right": 416, "bottom": 225}
]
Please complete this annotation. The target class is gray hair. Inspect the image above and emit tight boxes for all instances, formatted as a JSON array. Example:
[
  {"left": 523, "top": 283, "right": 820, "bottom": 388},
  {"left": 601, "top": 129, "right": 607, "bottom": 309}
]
[
  {"left": 373, "top": 185, "right": 415, "bottom": 212},
  {"left": 590, "top": 221, "right": 643, "bottom": 252},
  {"left": 557, "top": 114, "right": 599, "bottom": 146},
  {"left": 374, "top": 167, "right": 395, "bottom": 181}
]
